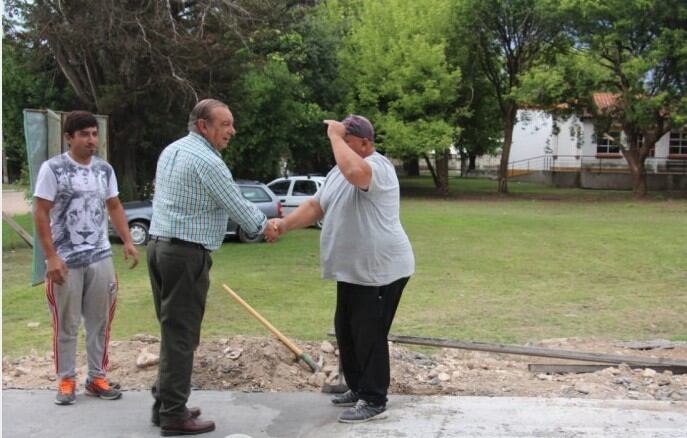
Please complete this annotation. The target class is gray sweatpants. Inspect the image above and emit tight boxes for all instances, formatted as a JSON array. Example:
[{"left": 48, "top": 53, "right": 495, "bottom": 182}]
[{"left": 45, "top": 257, "right": 118, "bottom": 379}]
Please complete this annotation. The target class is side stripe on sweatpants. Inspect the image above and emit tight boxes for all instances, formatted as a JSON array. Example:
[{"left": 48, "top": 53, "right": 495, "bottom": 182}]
[
  {"left": 45, "top": 279, "right": 60, "bottom": 374},
  {"left": 100, "top": 295, "right": 117, "bottom": 372}
]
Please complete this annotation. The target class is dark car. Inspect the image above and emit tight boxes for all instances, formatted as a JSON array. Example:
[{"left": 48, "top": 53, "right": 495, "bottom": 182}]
[{"left": 114, "top": 181, "right": 282, "bottom": 245}]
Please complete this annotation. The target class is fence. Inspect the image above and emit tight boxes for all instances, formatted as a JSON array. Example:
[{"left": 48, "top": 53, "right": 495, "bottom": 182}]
[{"left": 508, "top": 155, "right": 687, "bottom": 177}]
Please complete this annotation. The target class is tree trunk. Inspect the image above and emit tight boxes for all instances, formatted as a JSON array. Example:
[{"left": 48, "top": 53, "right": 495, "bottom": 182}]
[
  {"left": 110, "top": 116, "right": 139, "bottom": 201},
  {"left": 459, "top": 147, "right": 468, "bottom": 176},
  {"left": 497, "top": 105, "right": 518, "bottom": 194},
  {"left": 468, "top": 153, "right": 477, "bottom": 171},
  {"left": 422, "top": 153, "right": 439, "bottom": 189},
  {"left": 403, "top": 157, "right": 420, "bottom": 176},
  {"left": 435, "top": 148, "right": 450, "bottom": 196},
  {"left": 631, "top": 164, "right": 647, "bottom": 198},
  {"left": 622, "top": 148, "right": 648, "bottom": 199}
]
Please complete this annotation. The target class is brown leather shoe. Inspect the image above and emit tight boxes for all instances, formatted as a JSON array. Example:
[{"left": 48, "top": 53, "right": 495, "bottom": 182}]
[
  {"left": 152, "top": 407, "right": 202, "bottom": 427},
  {"left": 160, "top": 417, "right": 215, "bottom": 436}
]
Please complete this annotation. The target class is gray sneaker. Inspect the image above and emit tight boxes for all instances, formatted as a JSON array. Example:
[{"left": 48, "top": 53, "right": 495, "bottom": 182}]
[
  {"left": 85, "top": 376, "right": 122, "bottom": 400},
  {"left": 338, "top": 400, "right": 387, "bottom": 423},
  {"left": 55, "top": 377, "right": 76, "bottom": 405},
  {"left": 331, "top": 390, "right": 359, "bottom": 407}
]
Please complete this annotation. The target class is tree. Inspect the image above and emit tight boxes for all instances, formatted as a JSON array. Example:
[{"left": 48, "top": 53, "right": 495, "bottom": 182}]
[
  {"left": 559, "top": 0, "right": 687, "bottom": 198},
  {"left": 460, "top": 0, "right": 567, "bottom": 193},
  {"left": 335, "top": 0, "right": 463, "bottom": 195},
  {"left": 9, "top": 0, "right": 318, "bottom": 198},
  {"left": 9, "top": 0, "right": 212, "bottom": 197},
  {"left": 284, "top": 6, "right": 351, "bottom": 174},
  {"left": 227, "top": 58, "right": 325, "bottom": 181},
  {"left": 446, "top": 11, "right": 502, "bottom": 177},
  {"left": 453, "top": 80, "right": 502, "bottom": 176},
  {"left": 2, "top": 10, "right": 77, "bottom": 183},
  {"left": 228, "top": 3, "right": 353, "bottom": 177}
]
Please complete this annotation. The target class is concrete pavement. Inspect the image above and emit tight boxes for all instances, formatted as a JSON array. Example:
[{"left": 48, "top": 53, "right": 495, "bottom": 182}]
[{"left": 3, "top": 389, "right": 687, "bottom": 437}]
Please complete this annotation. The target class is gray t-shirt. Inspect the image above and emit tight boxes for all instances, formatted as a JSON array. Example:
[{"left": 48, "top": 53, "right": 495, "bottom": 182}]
[
  {"left": 34, "top": 153, "right": 118, "bottom": 268},
  {"left": 315, "top": 152, "right": 414, "bottom": 286}
]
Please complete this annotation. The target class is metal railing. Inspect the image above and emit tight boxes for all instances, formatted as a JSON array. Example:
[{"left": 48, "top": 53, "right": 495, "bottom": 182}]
[{"left": 508, "top": 154, "right": 687, "bottom": 176}]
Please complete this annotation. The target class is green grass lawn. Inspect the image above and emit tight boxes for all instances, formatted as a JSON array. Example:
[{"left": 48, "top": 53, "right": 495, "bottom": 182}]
[{"left": 3, "top": 177, "right": 687, "bottom": 357}]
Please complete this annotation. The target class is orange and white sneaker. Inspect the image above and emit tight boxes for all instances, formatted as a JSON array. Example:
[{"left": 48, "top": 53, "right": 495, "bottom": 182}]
[
  {"left": 55, "top": 377, "right": 76, "bottom": 405},
  {"left": 85, "top": 376, "right": 122, "bottom": 400}
]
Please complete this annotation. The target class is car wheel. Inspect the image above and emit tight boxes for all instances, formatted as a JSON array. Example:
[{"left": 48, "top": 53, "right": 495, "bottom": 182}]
[
  {"left": 129, "top": 221, "right": 150, "bottom": 246},
  {"left": 238, "top": 227, "right": 264, "bottom": 243}
]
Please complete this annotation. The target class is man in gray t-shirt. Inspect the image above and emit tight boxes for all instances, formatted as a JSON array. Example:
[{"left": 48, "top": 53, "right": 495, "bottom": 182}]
[{"left": 268, "top": 114, "right": 414, "bottom": 423}]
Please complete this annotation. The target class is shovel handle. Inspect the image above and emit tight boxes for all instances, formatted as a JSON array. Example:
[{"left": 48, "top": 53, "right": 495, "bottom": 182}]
[{"left": 223, "top": 284, "right": 319, "bottom": 372}]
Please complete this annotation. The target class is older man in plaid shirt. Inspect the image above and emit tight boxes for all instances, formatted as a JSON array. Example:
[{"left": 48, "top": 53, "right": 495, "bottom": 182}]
[{"left": 146, "top": 99, "right": 275, "bottom": 436}]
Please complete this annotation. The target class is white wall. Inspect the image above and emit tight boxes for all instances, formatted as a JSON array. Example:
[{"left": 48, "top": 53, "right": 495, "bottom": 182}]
[
  {"left": 510, "top": 110, "right": 683, "bottom": 174},
  {"left": 654, "top": 132, "right": 671, "bottom": 158},
  {"left": 580, "top": 119, "right": 597, "bottom": 157},
  {"left": 510, "top": 110, "right": 584, "bottom": 170},
  {"left": 510, "top": 110, "right": 551, "bottom": 166}
]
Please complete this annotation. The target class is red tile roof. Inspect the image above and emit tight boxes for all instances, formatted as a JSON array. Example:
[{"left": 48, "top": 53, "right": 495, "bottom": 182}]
[{"left": 593, "top": 93, "right": 619, "bottom": 111}]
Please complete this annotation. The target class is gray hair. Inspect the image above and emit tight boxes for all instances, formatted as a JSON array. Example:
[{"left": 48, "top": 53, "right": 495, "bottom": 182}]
[{"left": 188, "top": 99, "right": 229, "bottom": 133}]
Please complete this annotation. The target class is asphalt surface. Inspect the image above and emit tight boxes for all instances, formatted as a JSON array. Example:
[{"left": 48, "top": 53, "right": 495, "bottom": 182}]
[{"left": 2, "top": 389, "right": 687, "bottom": 437}]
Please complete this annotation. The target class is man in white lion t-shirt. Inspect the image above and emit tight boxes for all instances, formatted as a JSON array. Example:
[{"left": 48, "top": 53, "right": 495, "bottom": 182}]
[{"left": 33, "top": 110, "right": 139, "bottom": 406}]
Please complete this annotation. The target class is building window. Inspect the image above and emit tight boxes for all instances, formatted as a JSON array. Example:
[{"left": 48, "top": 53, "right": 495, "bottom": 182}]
[
  {"left": 597, "top": 131, "right": 621, "bottom": 154},
  {"left": 669, "top": 130, "right": 687, "bottom": 156}
]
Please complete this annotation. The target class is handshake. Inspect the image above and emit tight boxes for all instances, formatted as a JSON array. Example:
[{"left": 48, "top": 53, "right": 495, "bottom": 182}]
[{"left": 264, "top": 218, "right": 286, "bottom": 243}]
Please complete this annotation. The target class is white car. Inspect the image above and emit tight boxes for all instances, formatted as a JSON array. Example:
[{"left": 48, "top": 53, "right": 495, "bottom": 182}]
[{"left": 267, "top": 175, "right": 325, "bottom": 227}]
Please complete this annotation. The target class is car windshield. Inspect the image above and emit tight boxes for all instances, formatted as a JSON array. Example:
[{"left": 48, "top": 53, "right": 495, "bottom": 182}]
[{"left": 240, "top": 186, "right": 272, "bottom": 203}]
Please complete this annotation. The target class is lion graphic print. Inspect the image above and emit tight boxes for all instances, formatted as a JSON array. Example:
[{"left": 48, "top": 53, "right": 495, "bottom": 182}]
[{"left": 34, "top": 153, "right": 118, "bottom": 267}]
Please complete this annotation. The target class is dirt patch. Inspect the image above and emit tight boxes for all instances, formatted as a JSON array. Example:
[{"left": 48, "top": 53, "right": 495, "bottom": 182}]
[
  {"left": 2, "top": 190, "right": 31, "bottom": 215},
  {"left": 4, "top": 336, "right": 686, "bottom": 401}
]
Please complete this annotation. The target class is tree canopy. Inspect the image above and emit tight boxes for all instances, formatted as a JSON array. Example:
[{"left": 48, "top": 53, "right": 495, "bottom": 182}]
[
  {"left": 3, "top": 0, "right": 685, "bottom": 197},
  {"left": 4, "top": 0, "right": 331, "bottom": 198},
  {"left": 459, "top": 0, "right": 568, "bottom": 193},
  {"left": 334, "top": 0, "right": 462, "bottom": 194},
  {"left": 517, "top": 0, "right": 687, "bottom": 197}
]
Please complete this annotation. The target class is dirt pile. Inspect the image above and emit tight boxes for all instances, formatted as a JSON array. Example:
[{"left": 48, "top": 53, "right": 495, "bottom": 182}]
[{"left": 4, "top": 335, "right": 686, "bottom": 401}]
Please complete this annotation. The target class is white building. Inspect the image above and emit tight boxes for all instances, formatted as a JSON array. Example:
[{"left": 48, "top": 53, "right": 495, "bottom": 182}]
[{"left": 507, "top": 94, "right": 687, "bottom": 189}]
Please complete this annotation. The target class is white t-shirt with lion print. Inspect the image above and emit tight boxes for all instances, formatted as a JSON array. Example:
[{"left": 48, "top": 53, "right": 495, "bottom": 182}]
[{"left": 34, "top": 152, "right": 118, "bottom": 268}]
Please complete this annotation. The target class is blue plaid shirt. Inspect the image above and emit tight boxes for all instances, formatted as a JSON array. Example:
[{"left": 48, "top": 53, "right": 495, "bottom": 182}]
[{"left": 149, "top": 132, "right": 267, "bottom": 250}]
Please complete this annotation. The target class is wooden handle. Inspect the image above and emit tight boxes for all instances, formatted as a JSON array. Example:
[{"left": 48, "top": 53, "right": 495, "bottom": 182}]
[{"left": 222, "top": 284, "right": 303, "bottom": 356}]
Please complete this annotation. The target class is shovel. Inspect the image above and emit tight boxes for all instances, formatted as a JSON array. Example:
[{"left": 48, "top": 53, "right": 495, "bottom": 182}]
[
  {"left": 223, "top": 284, "right": 319, "bottom": 373},
  {"left": 321, "top": 360, "right": 349, "bottom": 394}
]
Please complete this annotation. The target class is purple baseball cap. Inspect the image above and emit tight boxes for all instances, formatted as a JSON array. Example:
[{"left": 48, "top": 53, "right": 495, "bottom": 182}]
[{"left": 341, "top": 114, "right": 375, "bottom": 142}]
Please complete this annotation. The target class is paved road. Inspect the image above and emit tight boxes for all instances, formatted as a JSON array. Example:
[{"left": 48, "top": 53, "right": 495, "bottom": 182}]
[
  {"left": 3, "top": 390, "right": 686, "bottom": 437},
  {"left": 2, "top": 190, "right": 32, "bottom": 215}
]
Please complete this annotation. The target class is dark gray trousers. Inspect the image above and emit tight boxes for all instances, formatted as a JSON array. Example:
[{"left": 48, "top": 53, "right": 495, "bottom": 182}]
[{"left": 146, "top": 239, "right": 211, "bottom": 427}]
